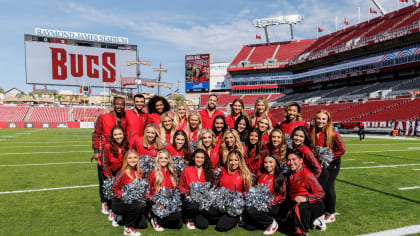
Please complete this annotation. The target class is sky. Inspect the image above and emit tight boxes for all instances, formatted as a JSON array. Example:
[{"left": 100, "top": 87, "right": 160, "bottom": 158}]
[{"left": 0, "top": 0, "right": 407, "bottom": 96}]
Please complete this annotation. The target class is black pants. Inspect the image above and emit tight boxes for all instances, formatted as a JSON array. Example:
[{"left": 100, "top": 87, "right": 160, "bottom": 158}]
[
  {"left": 195, "top": 206, "right": 221, "bottom": 230},
  {"left": 183, "top": 200, "right": 199, "bottom": 221},
  {"left": 359, "top": 129, "right": 365, "bottom": 140},
  {"left": 215, "top": 213, "right": 240, "bottom": 232},
  {"left": 292, "top": 200, "right": 325, "bottom": 234},
  {"left": 112, "top": 198, "right": 147, "bottom": 228},
  {"left": 325, "top": 160, "right": 341, "bottom": 214},
  {"left": 318, "top": 166, "right": 330, "bottom": 192},
  {"left": 244, "top": 205, "right": 280, "bottom": 230},
  {"left": 154, "top": 212, "right": 183, "bottom": 229},
  {"left": 97, "top": 164, "right": 106, "bottom": 203}
]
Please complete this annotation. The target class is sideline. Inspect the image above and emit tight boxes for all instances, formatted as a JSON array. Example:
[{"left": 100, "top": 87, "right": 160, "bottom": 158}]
[
  {"left": 342, "top": 134, "right": 420, "bottom": 140},
  {"left": 398, "top": 186, "right": 420, "bottom": 190},
  {"left": 0, "top": 151, "right": 91, "bottom": 155},
  {"left": 0, "top": 162, "right": 91, "bottom": 167},
  {"left": 0, "top": 185, "right": 98, "bottom": 194},
  {"left": 341, "top": 163, "right": 420, "bottom": 170},
  {"left": 357, "top": 225, "right": 420, "bottom": 236}
]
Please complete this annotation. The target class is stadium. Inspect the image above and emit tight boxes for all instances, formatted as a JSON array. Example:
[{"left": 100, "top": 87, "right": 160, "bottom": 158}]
[{"left": 0, "top": 1, "right": 420, "bottom": 236}]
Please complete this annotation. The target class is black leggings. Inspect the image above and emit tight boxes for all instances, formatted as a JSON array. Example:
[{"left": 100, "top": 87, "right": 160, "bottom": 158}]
[
  {"left": 244, "top": 205, "right": 280, "bottom": 230},
  {"left": 97, "top": 164, "right": 106, "bottom": 203},
  {"left": 318, "top": 166, "right": 330, "bottom": 191},
  {"left": 215, "top": 213, "right": 240, "bottom": 232},
  {"left": 112, "top": 199, "right": 147, "bottom": 228},
  {"left": 154, "top": 212, "right": 183, "bottom": 229},
  {"left": 325, "top": 160, "right": 341, "bottom": 214},
  {"left": 292, "top": 200, "right": 325, "bottom": 234},
  {"left": 184, "top": 201, "right": 221, "bottom": 229}
]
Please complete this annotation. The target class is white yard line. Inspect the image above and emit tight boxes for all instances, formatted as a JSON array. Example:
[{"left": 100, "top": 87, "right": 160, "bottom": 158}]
[
  {"left": 0, "top": 145, "right": 91, "bottom": 148},
  {"left": 413, "top": 169, "right": 420, "bottom": 171},
  {"left": 0, "top": 151, "right": 91, "bottom": 156},
  {"left": 347, "top": 150, "right": 417, "bottom": 153},
  {"left": 0, "top": 162, "right": 91, "bottom": 167},
  {"left": 342, "top": 159, "right": 356, "bottom": 161},
  {"left": 347, "top": 143, "right": 420, "bottom": 146},
  {"left": 0, "top": 185, "right": 98, "bottom": 194},
  {"left": 341, "top": 163, "right": 420, "bottom": 170},
  {"left": 357, "top": 225, "right": 420, "bottom": 236},
  {"left": 398, "top": 186, "right": 420, "bottom": 190},
  {"left": 408, "top": 147, "right": 420, "bottom": 150},
  {"left": 0, "top": 141, "right": 88, "bottom": 144},
  {"left": 362, "top": 162, "right": 376, "bottom": 164}
]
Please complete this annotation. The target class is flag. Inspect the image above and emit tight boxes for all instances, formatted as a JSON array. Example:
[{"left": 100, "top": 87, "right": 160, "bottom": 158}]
[
  {"left": 399, "top": 0, "right": 408, "bottom": 2},
  {"left": 344, "top": 18, "right": 349, "bottom": 26},
  {"left": 318, "top": 27, "right": 324, "bottom": 32},
  {"left": 370, "top": 8, "right": 377, "bottom": 14},
  {"left": 256, "top": 34, "right": 262, "bottom": 40}
]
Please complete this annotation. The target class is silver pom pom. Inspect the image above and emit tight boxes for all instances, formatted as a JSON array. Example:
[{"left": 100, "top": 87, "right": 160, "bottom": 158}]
[
  {"left": 245, "top": 185, "right": 274, "bottom": 212},
  {"left": 316, "top": 146, "right": 334, "bottom": 167},
  {"left": 214, "top": 187, "right": 245, "bottom": 217},
  {"left": 103, "top": 177, "right": 115, "bottom": 200},
  {"left": 139, "top": 155, "right": 155, "bottom": 177},
  {"left": 152, "top": 187, "right": 183, "bottom": 218},
  {"left": 121, "top": 178, "right": 149, "bottom": 205},
  {"left": 172, "top": 155, "right": 186, "bottom": 177},
  {"left": 186, "top": 182, "right": 218, "bottom": 211},
  {"left": 285, "top": 134, "right": 293, "bottom": 150}
]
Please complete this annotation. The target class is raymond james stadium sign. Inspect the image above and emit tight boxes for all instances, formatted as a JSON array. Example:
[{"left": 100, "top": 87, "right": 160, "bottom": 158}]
[{"left": 34, "top": 28, "right": 129, "bottom": 44}]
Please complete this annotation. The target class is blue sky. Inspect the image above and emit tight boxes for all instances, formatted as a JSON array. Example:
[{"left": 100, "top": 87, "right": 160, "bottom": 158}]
[{"left": 0, "top": 0, "right": 405, "bottom": 95}]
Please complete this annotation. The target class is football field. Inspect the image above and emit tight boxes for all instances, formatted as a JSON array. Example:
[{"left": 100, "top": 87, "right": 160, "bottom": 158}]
[{"left": 0, "top": 129, "right": 419, "bottom": 236}]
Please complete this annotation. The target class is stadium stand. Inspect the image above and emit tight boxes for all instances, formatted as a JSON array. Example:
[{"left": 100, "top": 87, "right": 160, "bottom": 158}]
[
  {"left": 0, "top": 105, "right": 29, "bottom": 122},
  {"left": 27, "top": 107, "right": 69, "bottom": 122},
  {"left": 73, "top": 107, "right": 105, "bottom": 122}
]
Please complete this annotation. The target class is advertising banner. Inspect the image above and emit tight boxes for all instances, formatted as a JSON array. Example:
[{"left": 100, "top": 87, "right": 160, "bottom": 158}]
[
  {"left": 210, "top": 63, "right": 231, "bottom": 91},
  {"left": 185, "top": 54, "right": 210, "bottom": 92}
]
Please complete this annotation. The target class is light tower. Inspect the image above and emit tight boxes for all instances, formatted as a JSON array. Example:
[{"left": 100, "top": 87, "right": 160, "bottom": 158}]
[
  {"left": 254, "top": 14, "right": 303, "bottom": 44},
  {"left": 153, "top": 64, "right": 168, "bottom": 96}
]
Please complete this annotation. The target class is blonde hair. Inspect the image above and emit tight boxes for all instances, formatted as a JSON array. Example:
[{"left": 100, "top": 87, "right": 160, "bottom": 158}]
[
  {"left": 284, "top": 102, "right": 302, "bottom": 122},
  {"left": 159, "top": 112, "right": 176, "bottom": 143},
  {"left": 153, "top": 149, "right": 178, "bottom": 193},
  {"left": 174, "top": 102, "right": 188, "bottom": 127},
  {"left": 269, "top": 129, "right": 287, "bottom": 164},
  {"left": 121, "top": 149, "right": 141, "bottom": 181},
  {"left": 220, "top": 129, "right": 245, "bottom": 165},
  {"left": 252, "top": 97, "right": 269, "bottom": 125},
  {"left": 226, "top": 150, "right": 252, "bottom": 191},
  {"left": 311, "top": 109, "right": 335, "bottom": 151},
  {"left": 197, "top": 129, "right": 216, "bottom": 150},
  {"left": 143, "top": 123, "right": 164, "bottom": 150},
  {"left": 257, "top": 115, "right": 273, "bottom": 134},
  {"left": 186, "top": 111, "right": 202, "bottom": 136}
]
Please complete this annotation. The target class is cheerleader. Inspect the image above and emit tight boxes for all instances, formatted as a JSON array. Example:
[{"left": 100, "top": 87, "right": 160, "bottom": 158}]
[
  {"left": 186, "top": 111, "right": 202, "bottom": 151},
  {"left": 277, "top": 102, "right": 308, "bottom": 136},
  {"left": 179, "top": 149, "right": 218, "bottom": 230},
  {"left": 101, "top": 125, "right": 129, "bottom": 223},
  {"left": 111, "top": 149, "right": 147, "bottom": 236},
  {"left": 175, "top": 102, "right": 188, "bottom": 131},
  {"left": 165, "top": 130, "right": 193, "bottom": 166},
  {"left": 132, "top": 123, "right": 164, "bottom": 162},
  {"left": 251, "top": 97, "right": 276, "bottom": 128},
  {"left": 212, "top": 115, "right": 228, "bottom": 146},
  {"left": 159, "top": 112, "right": 176, "bottom": 145},
  {"left": 147, "top": 96, "right": 171, "bottom": 126},
  {"left": 216, "top": 150, "right": 252, "bottom": 232},
  {"left": 267, "top": 128, "right": 288, "bottom": 168},
  {"left": 219, "top": 129, "right": 246, "bottom": 167},
  {"left": 148, "top": 150, "right": 182, "bottom": 231},
  {"left": 244, "top": 154, "right": 286, "bottom": 234},
  {"left": 226, "top": 98, "right": 249, "bottom": 129},
  {"left": 197, "top": 129, "right": 220, "bottom": 169},
  {"left": 245, "top": 128, "right": 267, "bottom": 175},
  {"left": 257, "top": 115, "right": 273, "bottom": 146},
  {"left": 234, "top": 115, "right": 251, "bottom": 145},
  {"left": 291, "top": 126, "right": 322, "bottom": 179},
  {"left": 311, "top": 110, "right": 345, "bottom": 223},
  {"left": 287, "top": 149, "right": 326, "bottom": 235}
]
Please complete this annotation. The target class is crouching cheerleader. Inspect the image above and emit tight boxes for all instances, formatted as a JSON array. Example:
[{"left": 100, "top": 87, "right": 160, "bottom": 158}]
[
  {"left": 111, "top": 149, "right": 147, "bottom": 236},
  {"left": 244, "top": 154, "right": 286, "bottom": 235},
  {"left": 179, "top": 149, "right": 218, "bottom": 230}
]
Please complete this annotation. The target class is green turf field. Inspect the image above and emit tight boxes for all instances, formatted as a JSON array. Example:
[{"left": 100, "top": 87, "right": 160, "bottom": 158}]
[{"left": 0, "top": 129, "right": 419, "bottom": 236}]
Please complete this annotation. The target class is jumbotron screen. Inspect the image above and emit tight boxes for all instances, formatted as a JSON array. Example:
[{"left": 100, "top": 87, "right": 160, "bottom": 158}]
[{"left": 185, "top": 54, "right": 210, "bottom": 92}]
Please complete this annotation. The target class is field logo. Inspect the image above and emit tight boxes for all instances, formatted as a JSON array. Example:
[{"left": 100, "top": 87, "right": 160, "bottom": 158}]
[
  {"left": 56, "top": 123, "right": 68, "bottom": 128},
  {"left": 41, "top": 122, "right": 51, "bottom": 128},
  {"left": 24, "top": 122, "right": 35, "bottom": 128},
  {"left": 7, "top": 122, "right": 18, "bottom": 128}
]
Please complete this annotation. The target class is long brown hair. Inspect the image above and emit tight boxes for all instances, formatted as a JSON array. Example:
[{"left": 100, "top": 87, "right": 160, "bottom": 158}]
[
  {"left": 311, "top": 109, "right": 335, "bottom": 151},
  {"left": 269, "top": 128, "right": 287, "bottom": 164},
  {"left": 259, "top": 155, "right": 285, "bottom": 195},
  {"left": 252, "top": 97, "right": 269, "bottom": 125},
  {"left": 226, "top": 150, "right": 252, "bottom": 191},
  {"left": 190, "top": 149, "right": 216, "bottom": 186},
  {"left": 159, "top": 112, "right": 176, "bottom": 143},
  {"left": 230, "top": 98, "right": 250, "bottom": 120},
  {"left": 220, "top": 129, "right": 245, "bottom": 165},
  {"left": 109, "top": 125, "right": 129, "bottom": 158}
]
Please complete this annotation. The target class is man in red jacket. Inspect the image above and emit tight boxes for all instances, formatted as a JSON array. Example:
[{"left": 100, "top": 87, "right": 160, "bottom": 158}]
[
  {"left": 199, "top": 94, "right": 225, "bottom": 129},
  {"left": 125, "top": 94, "right": 148, "bottom": 146}
]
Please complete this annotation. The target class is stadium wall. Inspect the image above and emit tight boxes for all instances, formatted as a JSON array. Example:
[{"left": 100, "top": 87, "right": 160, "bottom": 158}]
[{"left": 0, "top": 121, "right": 94, "bottom": 129}]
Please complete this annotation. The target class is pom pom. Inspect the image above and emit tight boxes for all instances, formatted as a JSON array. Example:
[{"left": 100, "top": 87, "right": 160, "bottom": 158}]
[
  {"left": 121, "top": 178, "right": 149, "bottom": 205},
  {"left": 152, "top": 188, "right": 182, "bottom": 218},
  {"left": 172, "top": 155, "right": 186, "bottom": 177},
  {"left": 214, "top": 167, "right": 222, "bottom": 179},
  {"left": 139, "top": 155, "right": 155, "bottom": 176},
  {"left": 284, "top": 134, "right": 293, "bottom": 150},
  {"left": 103, "top": 177, "right": 115, "bottom": 200},
  {"left": 214, "top": 187, "right": 245, "bottom": 217},
  {"left": 186, "top": 182, "right": 218, "bottom": 211},
  {"left": 245, "top": 184, "right": 274, "bottom": 212},
  {"left": 190, "top": 141, "right": 197, "bottom": 152},
  {"left": 316, "top": 146, "right": 334, "bottom": 166}
]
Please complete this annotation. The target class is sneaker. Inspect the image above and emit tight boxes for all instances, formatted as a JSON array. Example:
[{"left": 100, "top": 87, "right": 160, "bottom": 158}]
[
  {"left": 264, "top": 219, "right": 278, "bottom": 235},
  {"left": 313, "top": 216, "right": 327, "bottom": 231},
  {"left": 101, "top": 203, "right": 110, "bottom": 215},
  {"left": 108, "top": 210, "right": 114, "bottom": 222},
  {"left": 124, "top": 226, "right": 141, "bottom": 236},
  {"left": 151, "top": 218, "right": 164, "bottom": 232},
  {"left": 112, "top": 219, "right": 119, "bottom": 227},
  {"left": 324, "top": 213, "right": 336, "bottom": 223},
  {"left": 186, "top": 221, "right": 195, "bottom": 230}
]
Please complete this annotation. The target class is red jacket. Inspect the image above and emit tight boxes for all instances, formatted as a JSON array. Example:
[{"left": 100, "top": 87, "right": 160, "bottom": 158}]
[
  {"left": 218, "top": 168, "right": 247, "bottom": 193},
  {"left": 206, "top": 146, "right": 220, "bottom": 169},
  {"left": 147, "top": 113, "right": 161, "bottom": 127},
  {"left": 252, "top": 113, "right": 276, "bottom": 128},
  {"left": 261, "top": 132, "right": 270, "bottom": 146},
  {"left": 148, "top": 168, "right": 175, "bottom": 198},
  {"left": 314, "top": 130, "right": 346, "bottom": 161},
  {"left": 225, "top": 115, "right": 238, "bottom": 129},
  {"left": 288, "top": 167, "right": 324, "bottom": 204},
  {"left": 247, "top": 147, "right": 267, "bottom": 174},
  {"left": 188, "top": 130, "right": 199, "bottom": 143},
  {"left": 166, "top": 144, "right": 184, "bottom": 158},
  {"left": 133, "top": 137, "right": 159, "bottom": 159},
  {"left": 102, "top": 143, "right": 125, "bottom": 178},
  {"left": 215, "top": 133, "right": 223, "bottom": 146},
  {"left": 199, "top": 109, "right": 225, "bottom": 129},
  {"left": 112, "top": 169, "right": 142, "bottom": 200},
  {"left": 178, "top": 166, "right": 206, "bottom": 194},
  {"left": 296, "top": 145, "right": 322, "bottom": 178},
  {"left": 255, "top": 173, "right": 286, "bottom": 205},
  {"left": 125, "top": 109, "right": 148, "bottom": 146},
  {"left": 176, "top": 118, "right": 188, "bottom": 131},
  {"left": 279, "top": 120, "right": 308, "bottom": 135}
]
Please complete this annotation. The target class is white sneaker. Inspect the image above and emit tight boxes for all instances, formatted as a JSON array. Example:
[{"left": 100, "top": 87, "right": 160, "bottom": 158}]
[
  {"left": 313, "top": 216, "right": 327, "bottom": 231},
  {"left": 101, "top": 203, "right": 110, "bottom": 215},
  {"left": 112, "top": 219, "right": 119, "bottom": 227},
  {"left": 108, "top": 210, "right": 114, "bottom": 221},
  {"left": 186, "top": 221, "right": 196, "bottom": 230},
  {"left": 324, "top": 213, "right": 336, "bottom": 223},
  {"left": 264, "top": 218, "right": 278, "bottom": 235},
  {"left": 151, "top": 218, "right": 164, "bottom": 232},
  {"left": 124, "top": 226, "right": 141, "bottom": 236}
]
